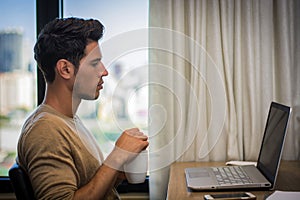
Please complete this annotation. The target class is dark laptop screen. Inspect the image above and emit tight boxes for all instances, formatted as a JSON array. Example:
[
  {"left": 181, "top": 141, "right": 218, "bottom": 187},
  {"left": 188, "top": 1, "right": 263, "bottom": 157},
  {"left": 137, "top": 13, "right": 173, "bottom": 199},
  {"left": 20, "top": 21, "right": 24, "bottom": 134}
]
[{"left": 257, "top": 102, "right": 291, "bottom": 186}]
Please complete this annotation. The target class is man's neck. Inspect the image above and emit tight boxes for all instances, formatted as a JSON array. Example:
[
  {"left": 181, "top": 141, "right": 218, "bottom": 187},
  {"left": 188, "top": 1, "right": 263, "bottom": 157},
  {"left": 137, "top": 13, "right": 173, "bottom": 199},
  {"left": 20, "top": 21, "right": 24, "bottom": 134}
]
[{"left": 43, "top": 84, "right": 81, "bottom": 118}]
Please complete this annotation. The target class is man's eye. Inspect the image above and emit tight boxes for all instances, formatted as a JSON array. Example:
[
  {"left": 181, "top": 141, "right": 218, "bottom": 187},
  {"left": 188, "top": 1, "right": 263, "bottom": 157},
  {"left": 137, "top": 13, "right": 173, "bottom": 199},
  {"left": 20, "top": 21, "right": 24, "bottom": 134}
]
[{"left": 91, "top": 62, "right": 98, "bottom": 67}]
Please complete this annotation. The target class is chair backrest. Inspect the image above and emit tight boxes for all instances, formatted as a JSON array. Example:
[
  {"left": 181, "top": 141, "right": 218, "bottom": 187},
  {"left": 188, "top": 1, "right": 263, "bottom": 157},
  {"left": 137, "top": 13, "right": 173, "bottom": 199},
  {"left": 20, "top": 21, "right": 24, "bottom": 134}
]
[{"left": 9, "top": 163, "right": 35, "bottom": 200}]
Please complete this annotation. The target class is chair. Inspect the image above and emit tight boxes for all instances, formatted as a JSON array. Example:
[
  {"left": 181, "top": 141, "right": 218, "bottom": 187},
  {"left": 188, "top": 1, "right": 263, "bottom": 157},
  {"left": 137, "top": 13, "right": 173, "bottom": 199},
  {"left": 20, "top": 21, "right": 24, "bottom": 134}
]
[{"left": 9, "top": 163, "right": 35, "bottom": 200}]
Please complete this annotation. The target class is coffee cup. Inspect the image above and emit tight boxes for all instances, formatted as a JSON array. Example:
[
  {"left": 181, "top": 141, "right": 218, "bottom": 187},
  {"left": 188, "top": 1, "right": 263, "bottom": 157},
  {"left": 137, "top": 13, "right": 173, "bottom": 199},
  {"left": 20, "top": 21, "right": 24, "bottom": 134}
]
[{"left": 123, "top": 150, "right": 148, "bottom": 184}]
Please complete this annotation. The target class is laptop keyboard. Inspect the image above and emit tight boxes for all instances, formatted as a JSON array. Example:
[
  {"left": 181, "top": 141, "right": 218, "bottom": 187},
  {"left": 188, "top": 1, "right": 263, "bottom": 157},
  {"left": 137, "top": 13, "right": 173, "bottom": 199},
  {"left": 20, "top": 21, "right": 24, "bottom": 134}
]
[{"left": 212, "top": 166, "right": 253, "bottom": 185}]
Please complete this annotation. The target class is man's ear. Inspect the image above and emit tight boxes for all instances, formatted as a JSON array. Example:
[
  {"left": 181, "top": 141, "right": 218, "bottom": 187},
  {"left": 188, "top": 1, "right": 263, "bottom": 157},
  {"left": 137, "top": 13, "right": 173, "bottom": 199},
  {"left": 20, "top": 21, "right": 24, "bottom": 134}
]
[{"left": 56, "top": 59, "right": 74, "bottom": 80}]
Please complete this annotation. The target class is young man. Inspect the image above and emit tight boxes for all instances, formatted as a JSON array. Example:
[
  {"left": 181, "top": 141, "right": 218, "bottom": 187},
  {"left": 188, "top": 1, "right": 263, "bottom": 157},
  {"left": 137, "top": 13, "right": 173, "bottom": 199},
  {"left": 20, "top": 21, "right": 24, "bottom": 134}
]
[{"left": 17, "top": 17, "right": 148, "bottom": 199}]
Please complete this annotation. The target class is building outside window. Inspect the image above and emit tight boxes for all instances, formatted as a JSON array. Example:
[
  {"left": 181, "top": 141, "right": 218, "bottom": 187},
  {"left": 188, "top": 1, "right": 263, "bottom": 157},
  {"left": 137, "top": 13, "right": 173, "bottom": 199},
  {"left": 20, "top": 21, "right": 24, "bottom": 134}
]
[
  {"left": 0, "top": 0, "right": 148, "bottom": 177},
  {"left": 0, "top": 0, "right": 36, "bottom": 176}
]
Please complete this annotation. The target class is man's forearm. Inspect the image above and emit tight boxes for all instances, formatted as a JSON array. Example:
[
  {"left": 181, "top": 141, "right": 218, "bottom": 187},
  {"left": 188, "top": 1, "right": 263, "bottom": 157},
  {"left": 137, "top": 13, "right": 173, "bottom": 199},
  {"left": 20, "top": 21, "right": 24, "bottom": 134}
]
[{"left": 73, "top": 163, "right": 119, "bottom": 200}]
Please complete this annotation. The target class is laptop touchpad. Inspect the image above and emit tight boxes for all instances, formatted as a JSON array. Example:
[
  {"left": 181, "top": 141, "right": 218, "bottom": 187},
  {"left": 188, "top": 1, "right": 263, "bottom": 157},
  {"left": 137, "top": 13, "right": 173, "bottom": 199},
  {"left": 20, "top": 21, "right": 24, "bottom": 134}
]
[{"left": 188, "top": 171, "right": 210, "bottom": 178}]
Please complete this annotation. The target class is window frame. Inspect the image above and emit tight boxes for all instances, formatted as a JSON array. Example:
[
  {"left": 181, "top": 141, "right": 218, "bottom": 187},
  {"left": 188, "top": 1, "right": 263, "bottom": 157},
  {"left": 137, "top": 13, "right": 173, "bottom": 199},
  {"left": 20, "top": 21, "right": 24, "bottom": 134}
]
[
  {"left": 1, "top": 0, "right": 148, "bottom": 194},
  {"left": 0, "top": 0, "right": 61, "bottom": 193}
]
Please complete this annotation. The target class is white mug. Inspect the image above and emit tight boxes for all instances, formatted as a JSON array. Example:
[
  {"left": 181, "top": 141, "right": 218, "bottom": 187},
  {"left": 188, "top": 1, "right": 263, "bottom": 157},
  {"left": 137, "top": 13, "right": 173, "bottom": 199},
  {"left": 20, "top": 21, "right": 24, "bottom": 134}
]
[{"left": 123, "top": 150, "right": 148, "bottom": 184}]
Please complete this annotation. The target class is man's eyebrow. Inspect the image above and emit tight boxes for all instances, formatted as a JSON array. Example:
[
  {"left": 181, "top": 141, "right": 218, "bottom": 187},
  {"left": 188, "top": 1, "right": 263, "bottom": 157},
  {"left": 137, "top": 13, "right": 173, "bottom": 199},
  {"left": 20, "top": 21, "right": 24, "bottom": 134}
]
[{"left": 90, "top": 58, "right": 102, "bottom": 62}]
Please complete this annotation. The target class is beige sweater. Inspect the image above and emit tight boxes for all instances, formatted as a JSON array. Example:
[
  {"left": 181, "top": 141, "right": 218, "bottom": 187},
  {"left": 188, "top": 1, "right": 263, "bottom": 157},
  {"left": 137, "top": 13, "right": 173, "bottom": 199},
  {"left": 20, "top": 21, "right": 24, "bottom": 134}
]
[{"left": 17, "top": 104, "right": 119, "bottom": 200}]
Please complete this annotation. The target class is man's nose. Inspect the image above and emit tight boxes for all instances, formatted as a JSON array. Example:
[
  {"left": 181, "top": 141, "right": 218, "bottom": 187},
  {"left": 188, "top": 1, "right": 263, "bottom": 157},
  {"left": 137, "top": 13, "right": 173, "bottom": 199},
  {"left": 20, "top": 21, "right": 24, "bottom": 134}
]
[
  {"left": 101, "top": 68, "right": 109, "bottom": 77},
  {"left": 99, "top": 63, "right": 109, "bottom": 77}
]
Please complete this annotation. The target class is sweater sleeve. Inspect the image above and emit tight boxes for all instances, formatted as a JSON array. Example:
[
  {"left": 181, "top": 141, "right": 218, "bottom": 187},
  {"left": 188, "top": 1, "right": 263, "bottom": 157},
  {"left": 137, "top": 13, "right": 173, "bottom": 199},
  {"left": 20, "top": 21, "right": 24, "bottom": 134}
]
[{"left": 18, "top": 119, "right": 78, "bottom": 200}]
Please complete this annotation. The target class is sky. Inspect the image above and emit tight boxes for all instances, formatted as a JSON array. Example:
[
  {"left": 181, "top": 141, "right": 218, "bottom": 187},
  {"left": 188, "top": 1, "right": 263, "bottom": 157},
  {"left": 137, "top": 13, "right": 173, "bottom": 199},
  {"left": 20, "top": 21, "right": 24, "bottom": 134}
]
[
  {"left": 0, "top": 0, "right": 36, "bottom": 41},
  {"left": 0, "top": 0, "right": 148, "bottom": 43},
  {"left": 64, "top": 0, "right": 148, "bottom": 41}
]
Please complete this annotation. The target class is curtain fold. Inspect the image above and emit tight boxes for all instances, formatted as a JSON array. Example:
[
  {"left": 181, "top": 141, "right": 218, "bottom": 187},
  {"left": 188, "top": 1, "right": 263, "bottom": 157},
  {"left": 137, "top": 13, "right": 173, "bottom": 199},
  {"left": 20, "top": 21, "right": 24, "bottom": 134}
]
[{"left": 149, "top": 0, "right": 300, "bottom": 199}]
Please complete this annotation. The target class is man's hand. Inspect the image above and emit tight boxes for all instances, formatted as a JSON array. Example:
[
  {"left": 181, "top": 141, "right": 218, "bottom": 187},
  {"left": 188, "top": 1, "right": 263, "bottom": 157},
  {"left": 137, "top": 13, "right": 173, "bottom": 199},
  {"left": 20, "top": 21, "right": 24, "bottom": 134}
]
[
  {"left": 116, "top": 128, "right": 148, "bottom": 152},
  {"left": 104, "top": 128, "right": 149, "bottom": 170}
]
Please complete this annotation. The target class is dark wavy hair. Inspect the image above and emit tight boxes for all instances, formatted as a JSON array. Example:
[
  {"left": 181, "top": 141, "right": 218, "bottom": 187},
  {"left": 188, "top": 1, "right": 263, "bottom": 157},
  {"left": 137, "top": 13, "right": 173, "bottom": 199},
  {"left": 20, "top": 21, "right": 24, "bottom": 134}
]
[{"left": 34, "top": 17, "right": 105, "bottom": 83}]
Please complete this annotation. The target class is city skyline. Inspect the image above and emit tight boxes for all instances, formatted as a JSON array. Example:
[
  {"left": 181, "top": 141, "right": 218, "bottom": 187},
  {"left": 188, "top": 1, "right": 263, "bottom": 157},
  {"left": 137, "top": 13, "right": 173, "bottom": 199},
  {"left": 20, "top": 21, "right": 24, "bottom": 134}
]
[
  {"left": 0, "top": 0, "right": 148, "bottom": 44},
  {"left": 0, "top": 0, "right": 149, "bottom": 176},
  {"left": 0, "top": 0, "right": 36, "bottom": 42}
]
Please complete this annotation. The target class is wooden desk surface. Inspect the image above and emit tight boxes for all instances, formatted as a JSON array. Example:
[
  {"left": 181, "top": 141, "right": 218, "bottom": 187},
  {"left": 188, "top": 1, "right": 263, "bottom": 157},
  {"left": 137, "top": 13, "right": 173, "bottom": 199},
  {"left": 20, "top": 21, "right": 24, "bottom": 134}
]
[{"left": 167, "top": 161, "right": 300, "bottom": 200}]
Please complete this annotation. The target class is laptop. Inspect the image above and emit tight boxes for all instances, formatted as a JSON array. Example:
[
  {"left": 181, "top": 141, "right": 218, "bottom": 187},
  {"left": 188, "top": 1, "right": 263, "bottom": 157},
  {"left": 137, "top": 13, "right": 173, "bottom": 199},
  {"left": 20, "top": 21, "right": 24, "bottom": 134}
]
[{"left": 185, "top": 102, "right": 291, "bottom": 190}]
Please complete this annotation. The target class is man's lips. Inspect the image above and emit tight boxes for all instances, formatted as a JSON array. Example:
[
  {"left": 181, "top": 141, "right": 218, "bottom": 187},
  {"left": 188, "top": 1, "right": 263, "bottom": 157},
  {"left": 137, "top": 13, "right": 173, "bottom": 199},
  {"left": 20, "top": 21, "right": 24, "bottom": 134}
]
[{"left": 97, "top": 82, "right": 103, "bottom": 89}]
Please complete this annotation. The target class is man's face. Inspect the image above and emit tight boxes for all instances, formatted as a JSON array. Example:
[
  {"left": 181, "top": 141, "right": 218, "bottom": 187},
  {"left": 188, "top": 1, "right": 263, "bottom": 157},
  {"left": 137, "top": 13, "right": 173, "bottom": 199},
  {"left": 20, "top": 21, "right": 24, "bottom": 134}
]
[{"left": 73, "top": 41, "right": 108, "bottom": 100}]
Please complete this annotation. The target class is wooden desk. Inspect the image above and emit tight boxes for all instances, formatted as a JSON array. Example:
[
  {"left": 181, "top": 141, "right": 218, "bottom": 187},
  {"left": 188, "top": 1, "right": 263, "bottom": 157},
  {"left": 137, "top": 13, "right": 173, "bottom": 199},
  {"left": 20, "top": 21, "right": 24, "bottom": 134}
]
[{"left": 167, "top": 161, "right": 300, "bottom": 200}]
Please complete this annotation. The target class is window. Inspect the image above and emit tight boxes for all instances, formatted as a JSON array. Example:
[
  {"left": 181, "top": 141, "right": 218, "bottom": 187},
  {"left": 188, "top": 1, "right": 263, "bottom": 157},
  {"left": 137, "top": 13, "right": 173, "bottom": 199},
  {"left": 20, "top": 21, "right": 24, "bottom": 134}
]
[
  {"left": 0, "top": 0, "right": 36, "bottom": 177},
  {"left": 0, "top": 0, "right": 148, "bottom": 194},
  {"left": 0, "top": 0, "right": 60, "bottom": 193},
  {"left": 64, "top": 0, "right": 149, "bottom": 156}
]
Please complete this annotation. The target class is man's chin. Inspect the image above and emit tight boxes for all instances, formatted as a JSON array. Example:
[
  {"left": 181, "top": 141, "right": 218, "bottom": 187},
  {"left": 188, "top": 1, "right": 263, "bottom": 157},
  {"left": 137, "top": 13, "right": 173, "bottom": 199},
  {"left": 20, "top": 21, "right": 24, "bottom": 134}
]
[
  {"left": 75, "top": 92, "right": 100, "bottom": 101},
  {"left": 94, "top": 91, "right": 100, "bottom": 99}
]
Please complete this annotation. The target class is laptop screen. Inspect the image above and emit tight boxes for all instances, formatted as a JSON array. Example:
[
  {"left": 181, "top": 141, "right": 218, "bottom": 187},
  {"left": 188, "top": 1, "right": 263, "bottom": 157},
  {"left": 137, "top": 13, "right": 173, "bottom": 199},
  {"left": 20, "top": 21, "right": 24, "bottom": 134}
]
[{"left": 256, "top": 102, "right": 291, "bottom": 186}]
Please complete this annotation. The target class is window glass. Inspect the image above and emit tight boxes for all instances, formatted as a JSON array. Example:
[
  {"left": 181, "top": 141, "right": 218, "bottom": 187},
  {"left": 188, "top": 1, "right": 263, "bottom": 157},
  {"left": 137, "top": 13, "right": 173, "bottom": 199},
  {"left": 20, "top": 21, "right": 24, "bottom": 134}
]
[
  {"left": 64, "top": 0, "right": 149, "bottom": 156},
  {"left": 0, "top": 0, "right": 36, "bottom": 176}
]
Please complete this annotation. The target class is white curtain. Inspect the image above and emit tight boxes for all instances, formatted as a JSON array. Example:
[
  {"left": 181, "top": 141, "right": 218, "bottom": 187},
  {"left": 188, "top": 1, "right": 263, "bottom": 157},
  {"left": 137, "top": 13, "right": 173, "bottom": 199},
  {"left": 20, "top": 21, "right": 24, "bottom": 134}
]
[{"left": 148, "top": 0, "right": 300, "bottom": 199}]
